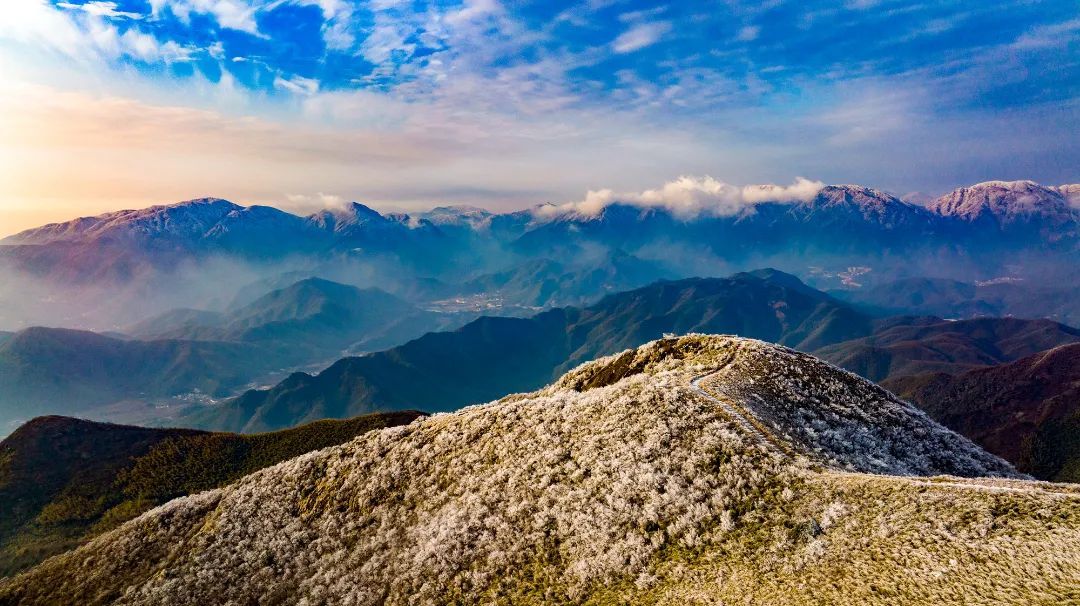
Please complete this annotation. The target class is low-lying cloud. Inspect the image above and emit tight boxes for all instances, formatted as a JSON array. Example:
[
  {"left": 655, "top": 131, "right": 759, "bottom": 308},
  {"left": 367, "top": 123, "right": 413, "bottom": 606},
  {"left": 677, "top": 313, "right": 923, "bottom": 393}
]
[{"left": 535, "top": 176, "right": 825, "bottom": 220}]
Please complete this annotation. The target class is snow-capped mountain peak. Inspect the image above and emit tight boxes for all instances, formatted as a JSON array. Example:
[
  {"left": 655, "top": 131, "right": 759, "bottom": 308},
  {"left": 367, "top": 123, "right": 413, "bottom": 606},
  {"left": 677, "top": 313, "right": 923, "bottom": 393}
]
[
  {"left": 929, "top": 180, "right": 1073, "bottom": 223},
  {"left": 2, "top": 198, "right": 243, "bottom": 245},
  {"left": 786, "top": 184, "right": 932, "bottom": 228},
  {"left": 414, "top": 205, "right": 495, "bottom": 228},
  {"left": 307, "top": 202, "right": 388, "bottom": 232},
  {"left": 1057, "top": 184, "right": 1080, "bottom": 209}
]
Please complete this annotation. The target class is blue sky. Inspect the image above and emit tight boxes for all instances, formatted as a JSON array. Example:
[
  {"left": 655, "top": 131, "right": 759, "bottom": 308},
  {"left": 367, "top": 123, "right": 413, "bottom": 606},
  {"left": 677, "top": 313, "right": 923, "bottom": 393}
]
[{"left": 0, "top": 0, "right": 1077, "bottom": 232}]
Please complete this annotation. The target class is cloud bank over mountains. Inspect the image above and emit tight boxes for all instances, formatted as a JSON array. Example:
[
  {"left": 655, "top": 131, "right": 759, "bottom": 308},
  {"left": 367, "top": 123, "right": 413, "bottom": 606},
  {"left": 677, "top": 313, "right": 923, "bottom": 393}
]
[{"left": 535, "top": 177, "right": 826, "bottom": 220}]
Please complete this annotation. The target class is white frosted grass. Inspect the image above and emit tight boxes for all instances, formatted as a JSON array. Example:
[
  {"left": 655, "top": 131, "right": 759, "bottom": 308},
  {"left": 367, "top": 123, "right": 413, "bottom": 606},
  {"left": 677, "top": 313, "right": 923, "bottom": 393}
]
[{"left": 0, "top": 335, "right": 1024, "bottom": 605}]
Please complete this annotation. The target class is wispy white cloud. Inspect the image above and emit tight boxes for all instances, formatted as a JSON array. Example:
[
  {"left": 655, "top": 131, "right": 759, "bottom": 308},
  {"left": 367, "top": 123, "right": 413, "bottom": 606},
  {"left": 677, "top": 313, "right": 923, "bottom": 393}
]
[
  {"left": 535, "top": 176, "right": 825, "bottom": 220},
  {"left": 816, "top": 86, "right": 921, "bottom": 146},
  {"left": 1, "top": 0, "right": 1077, "bottom": 225},
  {"left": 1012, "top": 18, "right": 1080, "bottom": 49},
  {"left": 1, "top": 0, "right": 100, "bottom": 62},
  {"left": 56, "top": 1, "right": 143, "bottom": 20},
  {"left": 446, "top": 0, "right": 501, "bottom": 26},
  {"left": 285, "top": 191, "right": 347, "bottom": 213},
  {"left": 612, "top": 21, "right": 671, "bottom": 54},
  {"left": 155, "top": 0, "right": 262, "bottom": 35},
  {"left": 1, "top": 0, "right": 193, "bottom": 64},
  {"left": 274, "top": 74, "right": 319, "bottom": 95},
  {"left": 735, "top": 25, "right": 760, "bottom": 41}
]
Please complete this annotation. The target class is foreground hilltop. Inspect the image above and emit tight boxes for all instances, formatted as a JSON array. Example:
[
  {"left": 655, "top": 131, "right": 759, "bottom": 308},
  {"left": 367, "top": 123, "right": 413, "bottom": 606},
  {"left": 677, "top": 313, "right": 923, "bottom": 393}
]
[{"left": 3, "top": 336, "right": 1078, "bottom": 605}]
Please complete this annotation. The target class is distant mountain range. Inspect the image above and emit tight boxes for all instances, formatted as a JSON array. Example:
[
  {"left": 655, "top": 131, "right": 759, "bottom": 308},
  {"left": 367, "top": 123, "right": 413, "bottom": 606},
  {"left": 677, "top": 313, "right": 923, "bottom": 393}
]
[
  {"left": 837, "top": 274, "right": 1080, "bottom": 326},
  {"left": 2, "top": 179, "right": 1079, "bottom": 601},
  {"left": 127, "top": 277, "right": 459, "bottom": 355},
  {"left": 2, "top": 178, "right": 1071, "bottom": 334},
  {"left": 0, "top": 411, "right": 422, "bottom": 576},
  {"left": 7, "top": 336, "right": 1076, "bottom": 605},
  {"left": 1, "top": 180, "right": 1077, "bottom": 331},
  {"left": 0, "top": 327, "right": 270, "bottom": 427},
  {"left": 4, "top": 266, "right": 1077, "bottom": 482},
  {"left": 813, "top": 316, "right": 1080, "bottom": 381},
  {"left": 177, "top": 270, "right": 1080, "bottom": 484},
  {"left": 10, "top": 181, "right": 1075, "bottom": 253},
  {"left": 0, "top": 277, "right": 470, "bottom": 433},
  {"left": 185, "top": 269, "right": 876, "bottom": 432}
]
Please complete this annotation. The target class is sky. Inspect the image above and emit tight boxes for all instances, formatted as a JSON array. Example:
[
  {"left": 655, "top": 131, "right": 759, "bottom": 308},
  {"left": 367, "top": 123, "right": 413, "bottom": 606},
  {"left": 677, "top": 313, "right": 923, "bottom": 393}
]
[{"left": 0, "top": 0, "right": 1077, "bottom": 235}]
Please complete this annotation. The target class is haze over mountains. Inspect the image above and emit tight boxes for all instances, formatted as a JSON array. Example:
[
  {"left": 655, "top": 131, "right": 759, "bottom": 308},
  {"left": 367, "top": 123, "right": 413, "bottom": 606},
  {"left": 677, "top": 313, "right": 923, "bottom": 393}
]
[
  {"left": 165, "top": 270, "right": 1076, "bottom": 481},
  {"left": 1, "top": 180, "right": 1077, "bottom": 331},
  {"left": 187, "top": 270, "right": 875, "bottom": 433},
  {"left": 5, "top": 0, "right": 1078, "bottom": 595},
  {"left": 4, "top": 262, "right": 1080, "bottom": 484},
  {"left": 0, "top": 277, "right": 469, "bottom": 433},
  {"left": 128, "top": 277, "right": 460, "bottom": 355},
  {"left": 2, "top": 177, "right": 1073, "bottom": 435}
]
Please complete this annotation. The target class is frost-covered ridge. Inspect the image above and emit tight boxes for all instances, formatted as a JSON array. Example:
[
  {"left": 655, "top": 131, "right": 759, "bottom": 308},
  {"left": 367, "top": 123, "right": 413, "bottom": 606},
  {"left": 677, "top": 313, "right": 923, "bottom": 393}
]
[
  {"left": 702, "top": 339, "right": 1020, "bottom": 477},
  {"left": 0, "top": 335, "right": 1068, "bottom": 606}
]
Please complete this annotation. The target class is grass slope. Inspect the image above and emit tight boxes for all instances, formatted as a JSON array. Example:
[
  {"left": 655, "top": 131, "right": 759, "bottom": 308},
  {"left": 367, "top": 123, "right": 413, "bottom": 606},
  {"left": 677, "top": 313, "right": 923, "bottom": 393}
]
[
  {"left": 0, "top": 411, "right": 422, "bottom": 576},
  {"left": 5, "top": 336, "right": 1074, "bottom": 605}
]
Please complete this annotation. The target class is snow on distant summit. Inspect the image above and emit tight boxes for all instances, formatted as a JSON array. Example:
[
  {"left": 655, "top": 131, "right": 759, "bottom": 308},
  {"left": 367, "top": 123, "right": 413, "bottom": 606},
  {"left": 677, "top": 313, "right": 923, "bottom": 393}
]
[
  {"left": 413, "top": 206, "right": 494, "bottom": 228},
  {"left": 788, "top": 184, "right": 933, "bottom": 228},
  {"left": 307, "top": 202, "right": 388, "bottom": 232},
  {"left": 3, "top": 198, "right": 242, "bottom": 245},
  {"left": 929, "top": 180, "right": 1075, "bottom": 224},
  {"left": 1058, "top": 184, "right": 1080, "bottom": 209},
  {"left": 3, "top": 180, "right": 1077, "bottom": 254}
]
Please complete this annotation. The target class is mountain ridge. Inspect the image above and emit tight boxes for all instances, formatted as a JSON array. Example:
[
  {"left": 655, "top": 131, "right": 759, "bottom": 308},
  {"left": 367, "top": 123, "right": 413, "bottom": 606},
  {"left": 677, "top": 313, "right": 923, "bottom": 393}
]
[
  {"left": 884, "top": 342, "right": 1080, "bottom": 482},
  {"left": 6, "top": 180, "right": 1077, "bottom": 248},
  {"left": 187, "top": 270, "right": 877, "bottom": 432},
  {"left": 6, "top": 335, "right": 1076, "bottom": 605}
]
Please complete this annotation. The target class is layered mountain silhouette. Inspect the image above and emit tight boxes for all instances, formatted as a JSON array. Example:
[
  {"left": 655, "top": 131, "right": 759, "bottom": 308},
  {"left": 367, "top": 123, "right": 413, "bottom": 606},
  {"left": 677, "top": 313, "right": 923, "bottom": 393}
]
[
  {"left": 886, "top": 343, "right": 1080, "bottom": 482},
  {"left": 839, "top": 273, "right": 1080, "bottom": 326},
  {"left": 0, "top": 327, "right": 272, "bottom": 429},
  {"left": 179, "top": 270, "right": 1080, "bottom": 485},
  {"left": 5, "top": 266, "right": 1077, "bottom": 487},
  {"left": 187, "top": 269, "right": 876, "bottom": 432},
  {"left": 813, "top": 316, "right": 1080, "bottom": 381},
  {"left": 0, "top": 278, "right": 469, "bottom": 433},
  {"left": 5, "top": 336, "right": 1077, "bottom": 605},
  {"left": 3, "top": 180, "right": 1077, "bottom": 337},
  {"left": 3, "top": 180, "right": 1076, "bottom": 289},
  {"left": 128, "top": 277, "right": 455, "bottom": 355}
]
